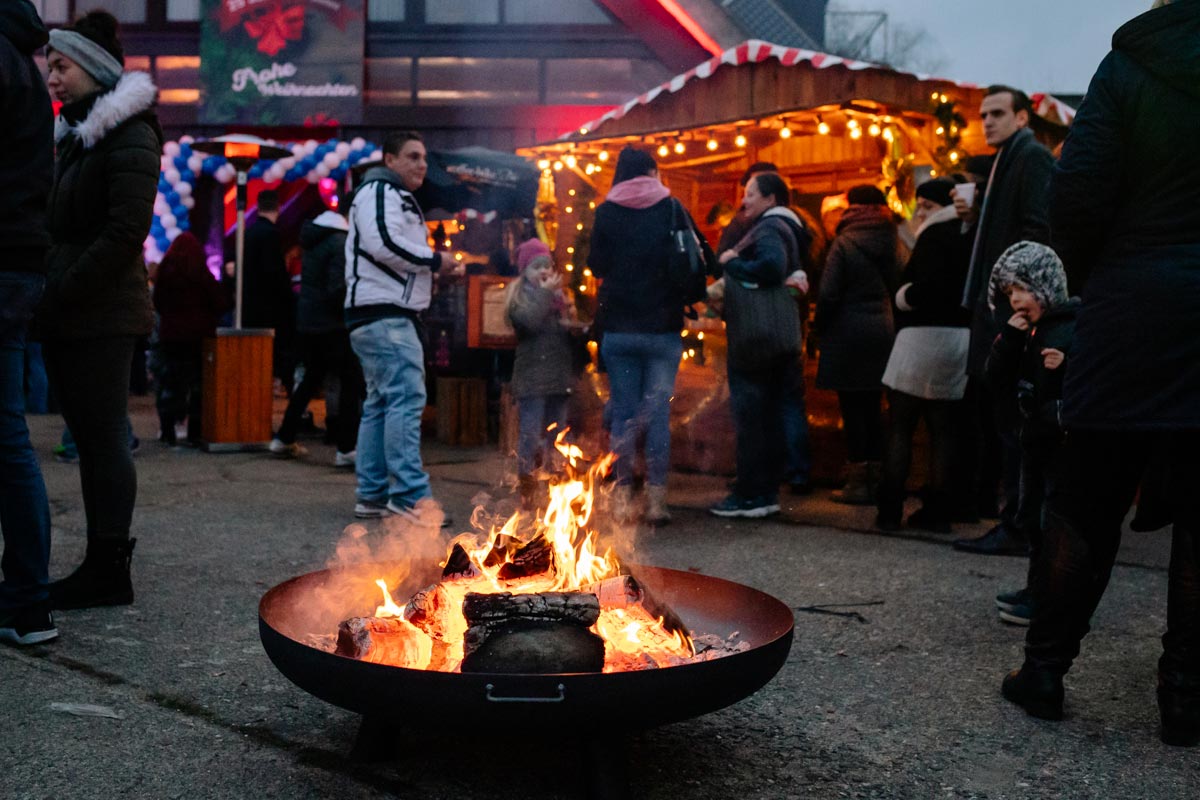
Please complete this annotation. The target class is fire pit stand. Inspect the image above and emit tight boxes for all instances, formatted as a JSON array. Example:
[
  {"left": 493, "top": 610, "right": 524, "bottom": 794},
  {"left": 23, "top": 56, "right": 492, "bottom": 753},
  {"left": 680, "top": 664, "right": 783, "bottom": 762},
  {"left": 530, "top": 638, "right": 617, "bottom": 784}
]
[{"left": 260, "top": 565, "right": 794, "bottom": 798}]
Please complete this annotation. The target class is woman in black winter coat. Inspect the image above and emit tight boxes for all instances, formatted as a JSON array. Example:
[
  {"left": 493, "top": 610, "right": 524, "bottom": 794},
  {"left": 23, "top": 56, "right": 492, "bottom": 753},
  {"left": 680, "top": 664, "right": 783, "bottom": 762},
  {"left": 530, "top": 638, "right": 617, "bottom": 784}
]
[
  {"left": 36, "top": 11, "right": 160, "bottom": 610},
  {"left": 1001, "top": 0, "right": 1200, "bottom": 745},
  {"left": 813, "top": 185, "right": 901, "bottom": 504},
  {"left": 875, "top": 178, "right": 972, "bottom": 531}
]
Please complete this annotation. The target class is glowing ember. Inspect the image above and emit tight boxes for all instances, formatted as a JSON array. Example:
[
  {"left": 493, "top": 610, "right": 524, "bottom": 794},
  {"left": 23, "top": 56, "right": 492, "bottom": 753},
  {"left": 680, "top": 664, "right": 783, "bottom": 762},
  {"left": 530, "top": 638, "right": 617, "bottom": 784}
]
[{"left": 359, "top": 433, "right": 700, "bottom": 673}]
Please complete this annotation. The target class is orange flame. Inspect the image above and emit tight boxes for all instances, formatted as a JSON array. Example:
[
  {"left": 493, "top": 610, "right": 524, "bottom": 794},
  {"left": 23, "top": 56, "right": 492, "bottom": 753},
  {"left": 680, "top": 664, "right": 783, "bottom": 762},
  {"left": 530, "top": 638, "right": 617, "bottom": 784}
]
[{"left": 372, "top": 433, "right": 692, "bottom": 671}]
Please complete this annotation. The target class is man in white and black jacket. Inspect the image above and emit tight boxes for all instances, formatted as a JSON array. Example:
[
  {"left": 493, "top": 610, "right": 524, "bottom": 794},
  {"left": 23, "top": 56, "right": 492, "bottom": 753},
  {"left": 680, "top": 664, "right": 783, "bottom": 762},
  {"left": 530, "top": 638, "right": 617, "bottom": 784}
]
[{"left": 344, "top": 130, "right": 453, "bottom": 521}]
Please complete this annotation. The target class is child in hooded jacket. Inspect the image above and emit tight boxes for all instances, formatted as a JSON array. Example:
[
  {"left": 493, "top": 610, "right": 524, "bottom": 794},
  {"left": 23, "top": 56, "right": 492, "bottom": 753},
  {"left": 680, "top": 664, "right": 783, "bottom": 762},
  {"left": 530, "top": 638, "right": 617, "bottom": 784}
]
[
  {"left": 985, "top": 242, "right": 1080, "bottom": 626},
  {"left": 506, "top": 239, "right": 578, "bottom": 508}
]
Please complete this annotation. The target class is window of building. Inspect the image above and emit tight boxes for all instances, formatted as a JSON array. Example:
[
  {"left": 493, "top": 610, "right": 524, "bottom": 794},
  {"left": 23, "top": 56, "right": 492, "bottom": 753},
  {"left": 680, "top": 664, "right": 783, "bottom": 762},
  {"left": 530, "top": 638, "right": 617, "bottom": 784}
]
[
  {"left": 365, "top": 57, "right": 414, "bottom": 106},
  {"left": 34, "top": 0, "right": 69, "bottom": 23},
  {"left": 503, "top": 0, "right": 610, "bottom": 24},
  {"left": 155, "top": 55, "right": 199, "bottom": 104},
  {"left": 425, "top": 0, "right": 499, "bottom": 25},
  {"left": 417, "top": 57, "right": 536, "bottom": 105},
  {"left": 81, "top": 0, "right": 147, "bottom": 24},
  {"left": 545, "top": 59, "right": 669, "bottom": 105},
  {"left": 166, "top": 0, "right": 201, "bottom": 22},
  {"left": 368, "top": 0, "right": 406, "bottom": 22}
]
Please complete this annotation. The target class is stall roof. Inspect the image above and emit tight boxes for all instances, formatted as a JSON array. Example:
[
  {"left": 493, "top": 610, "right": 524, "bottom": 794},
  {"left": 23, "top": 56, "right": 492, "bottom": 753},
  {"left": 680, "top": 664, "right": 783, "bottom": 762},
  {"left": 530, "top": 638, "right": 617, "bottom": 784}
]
[{"left": 563, "top": 39, "right": 980, "bottom": 141}]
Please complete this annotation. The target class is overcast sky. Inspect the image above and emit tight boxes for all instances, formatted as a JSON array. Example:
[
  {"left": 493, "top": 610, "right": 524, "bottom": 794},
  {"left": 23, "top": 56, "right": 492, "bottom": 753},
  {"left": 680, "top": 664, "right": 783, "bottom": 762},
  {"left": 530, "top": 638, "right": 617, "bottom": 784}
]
[{"left": 827, "top": 1, "right": 1153, "bottom": 94}]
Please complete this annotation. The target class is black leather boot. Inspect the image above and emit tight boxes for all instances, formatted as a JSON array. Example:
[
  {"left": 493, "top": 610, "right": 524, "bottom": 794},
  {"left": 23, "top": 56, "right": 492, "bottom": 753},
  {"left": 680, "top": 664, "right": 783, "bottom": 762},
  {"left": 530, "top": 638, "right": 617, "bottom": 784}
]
[
  {"left": 1001, "top": 666, "right": 1064, "bottom": 721},
  {"left": 49, "top": 538, "right": 137, "bottom": 610},
  {"left": 1159, "top": 677, "right": 1200, "bottom": 747}
]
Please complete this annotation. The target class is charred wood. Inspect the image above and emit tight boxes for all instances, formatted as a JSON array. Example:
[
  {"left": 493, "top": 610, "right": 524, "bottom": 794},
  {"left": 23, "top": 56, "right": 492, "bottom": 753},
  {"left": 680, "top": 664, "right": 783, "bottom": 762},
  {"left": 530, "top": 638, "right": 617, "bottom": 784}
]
[{"left": 335, "top": 616, "right": 432, "bottom": 668}]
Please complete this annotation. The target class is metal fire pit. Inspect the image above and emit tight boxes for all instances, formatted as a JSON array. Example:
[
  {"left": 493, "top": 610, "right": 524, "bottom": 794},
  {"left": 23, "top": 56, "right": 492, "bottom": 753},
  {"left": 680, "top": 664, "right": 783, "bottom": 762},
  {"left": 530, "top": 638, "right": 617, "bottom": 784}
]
[{"left": 259, "top": 565, "right": 794, "bottom": 797}]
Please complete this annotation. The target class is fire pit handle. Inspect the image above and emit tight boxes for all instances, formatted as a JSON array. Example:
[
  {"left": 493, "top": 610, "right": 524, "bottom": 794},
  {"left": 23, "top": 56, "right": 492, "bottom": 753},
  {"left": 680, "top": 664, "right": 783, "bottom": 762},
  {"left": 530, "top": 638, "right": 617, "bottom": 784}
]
[{"left": 484, "top": 683, "right": 567, "bottom": 704}]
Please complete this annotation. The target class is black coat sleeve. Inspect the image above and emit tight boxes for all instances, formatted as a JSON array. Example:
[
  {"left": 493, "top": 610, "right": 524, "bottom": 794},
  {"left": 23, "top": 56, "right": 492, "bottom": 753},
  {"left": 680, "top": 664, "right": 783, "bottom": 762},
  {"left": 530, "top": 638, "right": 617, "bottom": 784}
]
[
  {"left": 985, "top": 322, "right": 1027, "bottom": 397},
  {"left": 1049, "top": 52, "right": 1124, "bottom": 293},
  {"left": 588, "top": 205, "right": 614, "bottom": 279}
]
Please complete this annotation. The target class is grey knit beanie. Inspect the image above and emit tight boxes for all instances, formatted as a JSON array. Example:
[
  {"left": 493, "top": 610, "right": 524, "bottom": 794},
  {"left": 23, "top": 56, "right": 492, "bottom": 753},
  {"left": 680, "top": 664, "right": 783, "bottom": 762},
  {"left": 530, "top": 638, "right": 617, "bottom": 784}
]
[{"left": 988, "top": 241, "right": 1068, "bottom": 311}]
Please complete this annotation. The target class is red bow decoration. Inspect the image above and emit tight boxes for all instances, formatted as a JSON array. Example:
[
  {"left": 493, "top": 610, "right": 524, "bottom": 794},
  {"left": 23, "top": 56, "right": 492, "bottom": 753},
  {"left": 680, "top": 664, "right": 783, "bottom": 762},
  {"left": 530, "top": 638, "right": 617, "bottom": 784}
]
[{"left": 244, "top": 2, "right": 306, "bottom": 57}]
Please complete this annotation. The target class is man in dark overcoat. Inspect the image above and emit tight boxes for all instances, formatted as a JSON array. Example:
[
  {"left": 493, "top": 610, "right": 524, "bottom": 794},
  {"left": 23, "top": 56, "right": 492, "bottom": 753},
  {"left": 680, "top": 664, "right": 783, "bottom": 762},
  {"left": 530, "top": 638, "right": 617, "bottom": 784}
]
[
  {"left": 953, "top": 86, "right": 1054, "bottom": 555},
  {"left": 1000, "top": 0, "right": 1200, "bottom": 748}
]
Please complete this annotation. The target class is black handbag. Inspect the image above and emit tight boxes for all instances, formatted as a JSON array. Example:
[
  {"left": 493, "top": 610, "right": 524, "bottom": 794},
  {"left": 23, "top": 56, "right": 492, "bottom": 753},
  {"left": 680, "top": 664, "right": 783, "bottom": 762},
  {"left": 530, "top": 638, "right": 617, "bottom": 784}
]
[
  {"left": 669, "top": 199, "right": 714, "bottom": 307},
  {"left": 722, "top": 278, "right": 801, "bottom": 370}
]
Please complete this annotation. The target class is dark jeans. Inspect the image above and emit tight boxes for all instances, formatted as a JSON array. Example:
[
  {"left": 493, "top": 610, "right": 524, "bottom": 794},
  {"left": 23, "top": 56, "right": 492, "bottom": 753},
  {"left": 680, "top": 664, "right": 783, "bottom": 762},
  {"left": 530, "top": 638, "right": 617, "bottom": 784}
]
[
  {"left": 0, "top": 270, "right": 52, "bottom": 608},
  {"left": 277, "top": 331, "right": 364, "bottom": 453},
  {"left": 780, "top": 356, "right": 812, "bottom": 486},
  {"left": 44, "top": 336, "right": 138, "bottom": 543},
  {"left": 601, "top": 332, "right": 681, "bottom": 487},
  {"left": 729, "top": 355, "right": 796, "bottom": 498},
  {"left": 155, "top": 341, "right": 203, "bottom": 444},
  {"left": 516, "top": 393, "right": 569, "bottom": 477},
  {"left": 878, "top": 389, "right": 957, "bottom": 518},
  {"left": 1025, "top": 431, "right": 1200, "bottom": 693},
  {"left": 1016, "top": 428, "right": 1063, "bottom": 591},
  {"left": 837, "top": 389, "right": 884, "bottom": 463}
]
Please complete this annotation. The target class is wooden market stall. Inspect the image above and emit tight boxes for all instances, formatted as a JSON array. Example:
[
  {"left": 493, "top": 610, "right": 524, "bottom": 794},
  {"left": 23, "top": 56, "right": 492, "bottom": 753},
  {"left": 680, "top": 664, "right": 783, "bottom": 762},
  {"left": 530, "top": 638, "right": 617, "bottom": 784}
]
[{"left": 517, "top": 40, "right": 992, "bottom": 480}]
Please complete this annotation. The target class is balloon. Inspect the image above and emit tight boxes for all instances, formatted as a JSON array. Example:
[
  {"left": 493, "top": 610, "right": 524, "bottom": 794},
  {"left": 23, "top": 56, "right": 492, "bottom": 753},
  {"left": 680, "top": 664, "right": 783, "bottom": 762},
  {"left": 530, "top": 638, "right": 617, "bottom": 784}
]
[
  {"left": 303, "top": 139, "right": 318, "bottom": 154},
  {"left": 166, "top": 191, "right": 180, "bottom": 206},
  {"left": 248, "top": 163, "right": 264, "bottom": 178},
  {"left": 174, "top": 155, "right": 188, "bottom": 170},
  {"left": 306, "top": 171, "right": 320, "bottom": 183},
  {"left": 150, "top": 221, "right": 165, "bottom": 237},
  {"left": 164, "top": 168, "right": 181, "bottom": 185},
  {"left": 160, "top": 155, "right": 173, "bottom": 172},
  {"left": 314, "top": 163, "right": 331, "bottom": 178},
  {"left": 178, "top": 219, "right": 190, "bottom": 231},
  {"left": 172, "top": 204, "right": 187, "bottom": 218},
  {"left": 330, "top": 166, "right": 346, "bottom": 181},
  {"left": 334, "top": 142, "right": 351, "bottom": 158},
  {"left": 322, "top": 151, "right": 341, "bottom": 168},
  {"left": 174, "top": 182, "right": 192, "bottom": 198},
  {"left": 187, "top": 154, "right": 204, "bottom": 173},
  {"left": 291, "top": 143, "right": 305, "bottom": 157},
  {"left": 160, "top": 213, "right": 176, "bottom": 229},
  {"left": 350, "top": 137, "right": 366, "bottom": 150},
  {"left": 166, "top": 227, "right": 181, "bottom": 242},
  {"left": 179, "top": 169, "right": 195, "bottom": 185},
  {"left": 181, "top": 196, "right": 195, "bottom": 209},
  {"left": 156, "top": 235, "right": 171, "bottom": 252},
  {"left": 154, "top": 196, "right": 169, "bottom": 215},
  {"left": 179, "top": 135, "right": 194, "bottom": 145},
  {"left": 163, "top": 141, "right": 181, "bottom": 158}
]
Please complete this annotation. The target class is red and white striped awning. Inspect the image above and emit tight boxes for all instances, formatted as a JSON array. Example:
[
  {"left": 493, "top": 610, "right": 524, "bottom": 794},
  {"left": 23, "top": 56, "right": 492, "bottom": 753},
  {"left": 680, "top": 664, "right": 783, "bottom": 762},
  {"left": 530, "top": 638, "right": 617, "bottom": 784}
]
[{"left": 566, "top": 39, "right": 980, "bottom": 140}]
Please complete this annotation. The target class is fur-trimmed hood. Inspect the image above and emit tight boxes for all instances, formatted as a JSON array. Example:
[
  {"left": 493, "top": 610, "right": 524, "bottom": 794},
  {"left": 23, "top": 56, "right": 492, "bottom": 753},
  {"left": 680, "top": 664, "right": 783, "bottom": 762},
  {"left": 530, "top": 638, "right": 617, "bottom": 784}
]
[{"left": 55, "top": 71, "right": 158, "bottom": 149}]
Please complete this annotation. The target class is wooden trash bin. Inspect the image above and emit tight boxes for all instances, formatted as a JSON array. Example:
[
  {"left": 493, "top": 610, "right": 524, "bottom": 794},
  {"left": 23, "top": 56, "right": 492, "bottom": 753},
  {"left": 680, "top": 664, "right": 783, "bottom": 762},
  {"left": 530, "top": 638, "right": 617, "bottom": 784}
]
[
  {"left": 202, "top": 328, "right": 274, "bottom": 451},
  {"left": 436, "top": 377, "right": 488, "bottom": 446}
]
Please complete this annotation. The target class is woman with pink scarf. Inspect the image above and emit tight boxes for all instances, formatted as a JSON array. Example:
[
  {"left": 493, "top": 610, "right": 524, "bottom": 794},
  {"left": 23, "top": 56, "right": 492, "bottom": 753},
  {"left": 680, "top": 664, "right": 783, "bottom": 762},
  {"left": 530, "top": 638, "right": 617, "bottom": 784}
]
[{"left": 589, "top": 147, "right": 699, "bottom": 526}]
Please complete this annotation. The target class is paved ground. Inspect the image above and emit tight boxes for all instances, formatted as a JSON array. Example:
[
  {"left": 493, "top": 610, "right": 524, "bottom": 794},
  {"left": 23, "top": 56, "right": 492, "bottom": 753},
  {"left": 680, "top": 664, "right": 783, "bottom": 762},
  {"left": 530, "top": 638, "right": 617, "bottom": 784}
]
[{"left": 1, "top": 398, "right": 1195, "bottom": 799}]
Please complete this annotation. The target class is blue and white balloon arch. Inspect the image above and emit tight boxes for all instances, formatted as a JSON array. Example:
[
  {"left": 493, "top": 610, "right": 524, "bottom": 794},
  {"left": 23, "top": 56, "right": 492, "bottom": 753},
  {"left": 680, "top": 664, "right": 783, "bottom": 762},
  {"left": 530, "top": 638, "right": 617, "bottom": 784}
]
[{"left": 147, "top": 135, "right": 382, "bottom": 263}]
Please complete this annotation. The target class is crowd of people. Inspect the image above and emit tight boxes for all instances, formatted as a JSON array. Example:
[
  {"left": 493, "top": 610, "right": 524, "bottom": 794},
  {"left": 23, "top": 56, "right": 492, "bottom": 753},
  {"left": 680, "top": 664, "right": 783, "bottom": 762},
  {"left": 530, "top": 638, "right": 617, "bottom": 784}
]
[{"left": 0, "top": 0, "right": 1196, "bottom": 750}]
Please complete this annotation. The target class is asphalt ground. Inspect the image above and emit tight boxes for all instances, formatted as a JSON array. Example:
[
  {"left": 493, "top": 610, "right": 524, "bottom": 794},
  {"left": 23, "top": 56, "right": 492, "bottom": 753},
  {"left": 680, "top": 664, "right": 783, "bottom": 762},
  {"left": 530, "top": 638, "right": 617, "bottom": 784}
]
[{"left": 1, "top": 397, "right": 1194, "bottom": 799}]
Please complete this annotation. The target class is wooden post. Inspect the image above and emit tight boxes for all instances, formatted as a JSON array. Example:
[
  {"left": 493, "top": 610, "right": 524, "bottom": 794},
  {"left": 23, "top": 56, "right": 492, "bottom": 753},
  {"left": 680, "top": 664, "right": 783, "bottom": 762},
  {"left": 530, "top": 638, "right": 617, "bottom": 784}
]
[{"left": 201, "top": 328, "right": 274, "bottom": 451}]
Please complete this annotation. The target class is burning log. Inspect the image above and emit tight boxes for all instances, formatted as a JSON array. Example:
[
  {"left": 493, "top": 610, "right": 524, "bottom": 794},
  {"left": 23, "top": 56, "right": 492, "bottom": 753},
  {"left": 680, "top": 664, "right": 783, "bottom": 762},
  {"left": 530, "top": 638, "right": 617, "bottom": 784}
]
[
  {"left": 441, "top": 543, "right": 476, "bottom": 579},
  {"left": 336, "top": 616, "right": 433, "bottom": 669},
  {"left": 461, "top": 591, "right": 605, "bottom": 674},
  {"left": 403, "top": 582, "right": 461, "bottom": 641},
  {"left": 584, "top": 573, "right": 691, "bottom": 647}
]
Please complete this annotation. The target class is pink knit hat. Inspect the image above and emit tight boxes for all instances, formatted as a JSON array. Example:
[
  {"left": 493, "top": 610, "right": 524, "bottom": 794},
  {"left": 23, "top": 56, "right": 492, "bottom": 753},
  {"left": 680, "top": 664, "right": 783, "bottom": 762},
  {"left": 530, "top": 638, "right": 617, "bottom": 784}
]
[{"left": 515, "top": 238, "right": 551, "bottom": 271}]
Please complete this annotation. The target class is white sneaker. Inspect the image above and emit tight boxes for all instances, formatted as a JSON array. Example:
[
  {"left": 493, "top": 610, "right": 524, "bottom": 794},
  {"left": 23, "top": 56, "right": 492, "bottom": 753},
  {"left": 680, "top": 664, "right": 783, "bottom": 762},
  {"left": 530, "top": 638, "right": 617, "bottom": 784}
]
[
  {"left": 268, "top": 438, "right": 307, "bottom": 458},
  {"left": 333, "top": 450, "right": 356, "bottom": 468},
  {"left": 385, "top": 500, "right": 454, "bottom": 528}
]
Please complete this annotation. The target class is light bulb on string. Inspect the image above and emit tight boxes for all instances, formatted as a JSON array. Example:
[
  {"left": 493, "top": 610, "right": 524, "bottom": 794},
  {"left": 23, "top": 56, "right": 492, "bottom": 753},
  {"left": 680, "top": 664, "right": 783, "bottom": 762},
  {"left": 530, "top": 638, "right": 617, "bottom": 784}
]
[
  {"left": 537, "top": 159, "right": 550, "bottom": 170},
  {"left": 735, "top": 131, "right": 747, "bottom": 148},
  {"left": 706, "top": 131, "right": 718, "bottom": 151},
  {"left": 564, "top": 154, "right": 577, "bottom": 169},
  {"left": 850, "top": 127, "right": 863, "bottom": 140},
  {"left": 597, "top": 150, "right": 609, "bottom": 162},
  {"left": 847, "top": 118, "right": 860, "bottom": 131},
  {"left": 553, "top": 161, "right": 563, "bottom": 171},
  {"left": 817, "top": 117, "right": 830, "bottom": 135},
  {"left": 779, "top": 118, "right": 792, "bottom": 139},
  {"left": 882, "top": 127, "right": 895, "bottom": 143},
  {"left": 673, "top": 140, "right": 685, "bottom": 155},
  {"left": 868, "top": 122, "right": 882, "bottom": 137},
  {"left": 657, "top": 143, "right": 669, "bottom": 158}
]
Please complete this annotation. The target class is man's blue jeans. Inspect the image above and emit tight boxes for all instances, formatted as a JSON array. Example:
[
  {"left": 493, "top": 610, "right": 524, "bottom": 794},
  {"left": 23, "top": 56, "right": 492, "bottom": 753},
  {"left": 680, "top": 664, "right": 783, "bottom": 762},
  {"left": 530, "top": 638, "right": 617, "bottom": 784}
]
[
  {"left": 600, "top": 331, "right": 681, "bottom": 487},
  {"left": 350, "top": 317, "right": 431, "bottom": 508},
  {"left": 0, "top": 271, "right": 52, "bottom": 609}
]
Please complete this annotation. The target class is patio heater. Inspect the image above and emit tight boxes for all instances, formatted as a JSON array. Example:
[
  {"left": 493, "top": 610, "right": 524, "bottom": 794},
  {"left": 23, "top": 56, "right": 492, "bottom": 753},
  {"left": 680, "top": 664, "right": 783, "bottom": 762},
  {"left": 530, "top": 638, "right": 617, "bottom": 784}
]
[{"left": 190, "top": 135, "right": 292, "bottom": 451}]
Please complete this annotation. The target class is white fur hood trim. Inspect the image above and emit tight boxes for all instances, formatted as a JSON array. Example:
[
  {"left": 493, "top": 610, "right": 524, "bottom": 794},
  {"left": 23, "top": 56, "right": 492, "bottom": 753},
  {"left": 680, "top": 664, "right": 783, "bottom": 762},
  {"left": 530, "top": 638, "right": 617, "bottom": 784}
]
[{"left": 54, "top": 71, "right": 157, "bottom": 150}]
